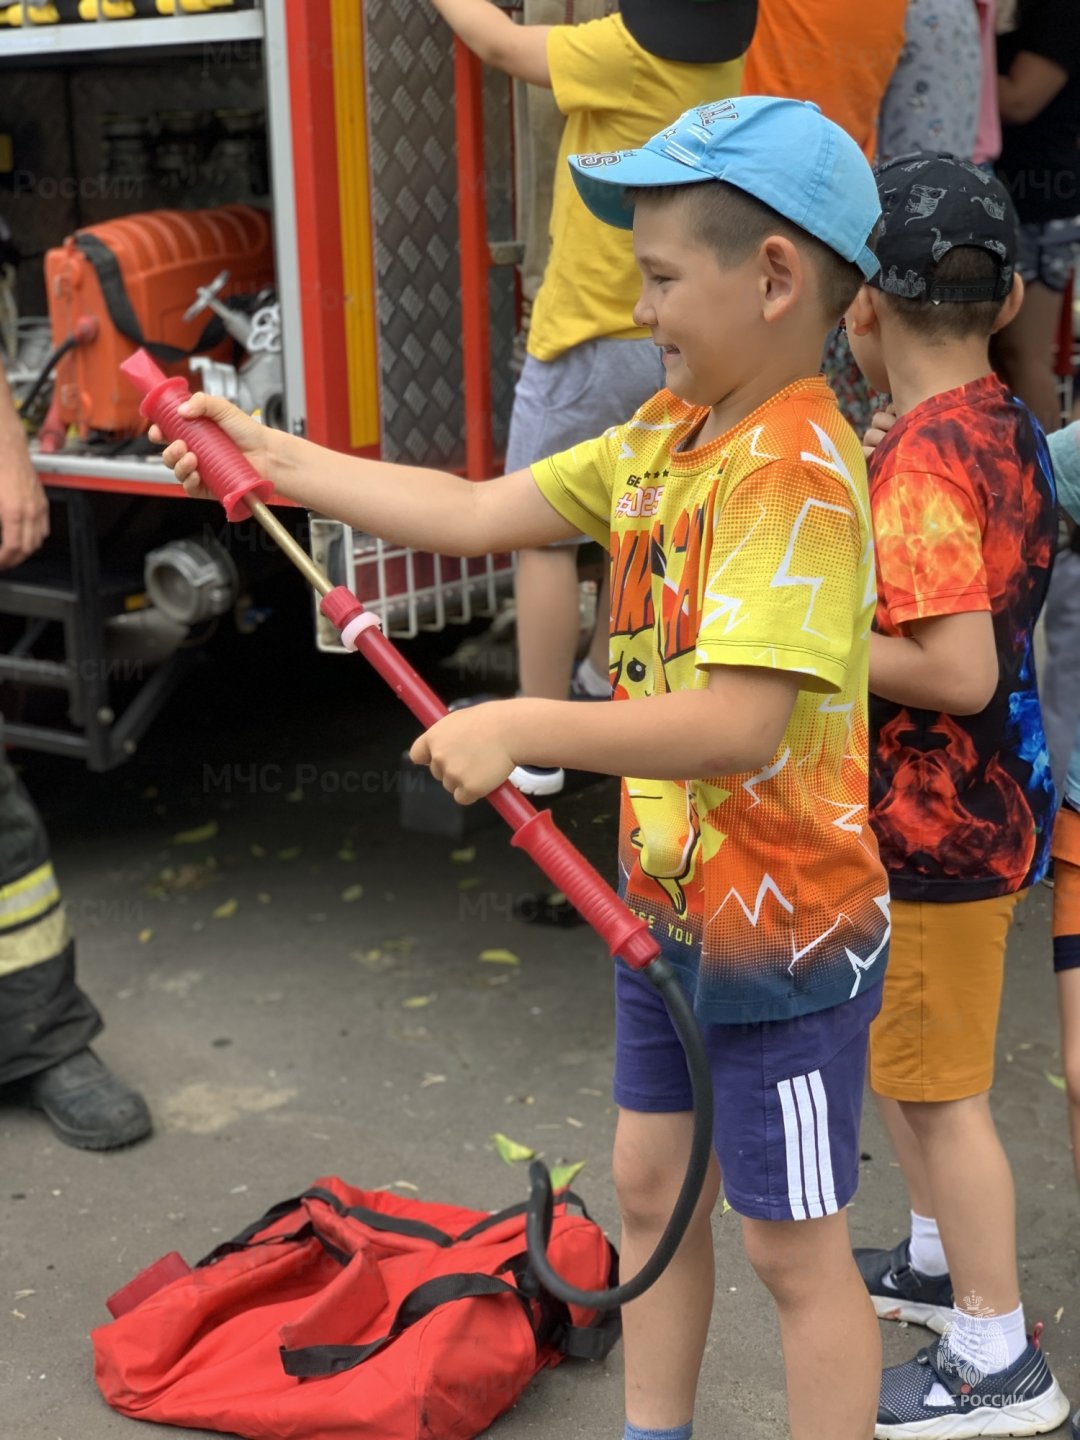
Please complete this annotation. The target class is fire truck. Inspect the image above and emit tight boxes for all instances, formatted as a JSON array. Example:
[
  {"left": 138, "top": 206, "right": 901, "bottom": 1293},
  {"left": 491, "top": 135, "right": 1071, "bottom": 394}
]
[{"left": 0, "top": 0, "right": 518, "bottom": 768}]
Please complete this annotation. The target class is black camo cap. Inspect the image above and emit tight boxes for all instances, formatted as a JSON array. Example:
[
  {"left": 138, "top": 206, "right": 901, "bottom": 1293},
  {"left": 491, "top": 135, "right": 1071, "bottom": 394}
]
[{"left": 869, "top": 152, "right": 1019, "bottom": 303}]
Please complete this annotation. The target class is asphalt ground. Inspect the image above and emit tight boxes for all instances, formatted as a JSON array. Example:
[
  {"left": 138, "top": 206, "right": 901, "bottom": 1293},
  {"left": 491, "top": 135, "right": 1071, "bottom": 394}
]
[{"left": 2, "top": 597, "right": 1077, "bottom": 1439}]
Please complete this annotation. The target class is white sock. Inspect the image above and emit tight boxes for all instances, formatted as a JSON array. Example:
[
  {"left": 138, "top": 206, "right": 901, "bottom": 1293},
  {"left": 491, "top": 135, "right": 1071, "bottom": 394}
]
[
  {"left": 908, "top": 1211, "right": 949, "bottom": 1277},
  {"left": 926, "top": 1302, "right": 1027, "bottom": 1405},
  {"left": 574, "top": 655, "right": 610, "bottom": 696}
]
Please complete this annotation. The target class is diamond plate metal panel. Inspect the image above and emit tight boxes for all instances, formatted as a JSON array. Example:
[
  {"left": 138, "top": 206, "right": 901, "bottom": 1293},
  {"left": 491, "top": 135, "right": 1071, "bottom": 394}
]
[{"left": 363, "top": 0, "right": 515, "bottom": 467}]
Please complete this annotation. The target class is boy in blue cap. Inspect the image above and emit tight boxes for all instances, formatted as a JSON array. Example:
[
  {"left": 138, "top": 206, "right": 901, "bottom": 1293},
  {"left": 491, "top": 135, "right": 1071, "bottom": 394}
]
[{"left": 158, "top": 97, "right": 889, "bottom": 1440}]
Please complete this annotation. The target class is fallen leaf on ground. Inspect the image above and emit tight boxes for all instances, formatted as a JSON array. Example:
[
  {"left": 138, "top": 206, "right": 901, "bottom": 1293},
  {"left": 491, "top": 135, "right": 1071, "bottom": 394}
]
[
  {"left": 138, "top": 929, "right": 153, "bottom": 944},
  {"left": 479, "top": 948, "right": 520, "bottom": 966},
  {"left": 172, "top": 821, "right": 219, "bottom": 845},
  {"left": 213, "top": 899, "right": 239, "bottom": 920},
  {"left": 549, "top": 1161, "right": 585, "bottom": 1191},
  {"left": 277, "top": 847, "right": 302, "bottom": 861},
  {"left": 565, "top": 1117, "right": 584, "bottom": 1128},
  {"left": 402, "top": 995, "right": 435, "bottom": 1009},
  {"left": 13, "top": 1290, "right": 34, "bottom": 1300},
  {"left": 721, "top": 1197, "right": 732, "bottom": 1215},
  {"left": 492, "top": 1132, "right": 536, "bottom": 1165},
  {"left": 1055, "top": 1306, "right": 1065, "bottom": 1323},
  {"left": 1045, "top": 1071, "right": 1067, "bottom": 1091},
  {"left": 392, "top": 1180, "right": 419, "bottom": 1192},
  {"left": 421, "top": 1074, "right": 447, "bottom": 1087},
  {"left": 341, "top": 884, "right": 364, "bottom": 903},
  {"left": 450, "top": 846, "right": 476, "bottom": 864},
  {"left": 457, "top": 877, "right": 483, "bottom": 891},
  {"left": 338, "top": 845, "right": 358, "bottom": 862},
  {"left": 384, "top": 936, "right": 417, "bottom": 953}
]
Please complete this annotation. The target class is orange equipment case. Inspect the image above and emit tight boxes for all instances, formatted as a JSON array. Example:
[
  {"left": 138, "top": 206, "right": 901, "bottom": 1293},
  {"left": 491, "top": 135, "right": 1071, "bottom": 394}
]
[{"left": 45, "top": 204, "right": 273, "bottom": 436}]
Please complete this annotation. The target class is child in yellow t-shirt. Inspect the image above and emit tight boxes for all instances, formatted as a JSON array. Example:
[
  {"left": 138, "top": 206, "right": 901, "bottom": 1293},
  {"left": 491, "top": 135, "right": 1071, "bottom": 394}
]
[{"left": 158, "top": 96, "right": 890, "bottom": 1440}]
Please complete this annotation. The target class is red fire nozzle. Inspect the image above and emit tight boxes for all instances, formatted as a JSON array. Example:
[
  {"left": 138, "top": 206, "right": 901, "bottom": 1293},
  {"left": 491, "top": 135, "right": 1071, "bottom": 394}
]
[{"left": 120, "top": 349, "right": 273, "bottom": 522}]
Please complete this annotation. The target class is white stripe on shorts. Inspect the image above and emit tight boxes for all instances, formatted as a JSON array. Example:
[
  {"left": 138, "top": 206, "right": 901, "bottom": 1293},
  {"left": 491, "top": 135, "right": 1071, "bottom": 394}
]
[{"left": 777, "top": 1070, "right": 840, "bottom": 1221}]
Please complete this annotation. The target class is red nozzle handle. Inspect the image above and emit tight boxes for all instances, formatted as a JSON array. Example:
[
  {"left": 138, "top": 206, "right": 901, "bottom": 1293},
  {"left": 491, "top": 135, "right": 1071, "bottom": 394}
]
[
  {"left": 120, "top": 349, "right": 274, "bottom": 522},
  {"left": 509, "top": 809, "right": 661, "bottom": 970}
]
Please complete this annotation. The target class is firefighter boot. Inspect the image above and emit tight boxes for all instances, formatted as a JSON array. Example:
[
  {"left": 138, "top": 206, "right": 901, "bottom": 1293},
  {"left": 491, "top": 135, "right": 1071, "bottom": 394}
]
[{"left": 24, "top": 1048, "right": 152, "bottom": 1150}]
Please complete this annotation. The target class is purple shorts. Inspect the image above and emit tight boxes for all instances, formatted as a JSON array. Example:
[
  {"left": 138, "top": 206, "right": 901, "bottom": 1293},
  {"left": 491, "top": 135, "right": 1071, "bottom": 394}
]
[{"left": 613, "top": 968, "right": 882, "bottom": 1222}]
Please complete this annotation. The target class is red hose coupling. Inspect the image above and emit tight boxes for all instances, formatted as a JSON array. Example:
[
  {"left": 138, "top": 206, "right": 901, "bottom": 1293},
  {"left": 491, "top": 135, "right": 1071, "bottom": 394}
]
[{"left": 320, "top": 586, "right": 366, "bottom": 632}]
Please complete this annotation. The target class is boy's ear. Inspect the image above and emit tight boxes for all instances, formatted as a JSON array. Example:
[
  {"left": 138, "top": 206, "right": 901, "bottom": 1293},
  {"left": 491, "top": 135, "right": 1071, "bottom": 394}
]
[
  {"left": 758, "top": 235, "right": 802, "bottom": 321},
  {"left": 846, "top": 285, "right": 878, "bottom": 336},
  {"left": 991, "top": 273, "right": 1025, "bottom": 334}
]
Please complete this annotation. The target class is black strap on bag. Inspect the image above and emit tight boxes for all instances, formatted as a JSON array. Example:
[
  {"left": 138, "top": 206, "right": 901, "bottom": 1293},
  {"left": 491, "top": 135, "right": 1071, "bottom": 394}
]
[
  {"left": 74, "top": 233, "right": 226, "bottom": 363},
  {"left": 279, "top": 1273, "right": 534, "bottom": 1379},
  {"left": 199, "top": 1184, "right": 621, "bottom": 1367}
]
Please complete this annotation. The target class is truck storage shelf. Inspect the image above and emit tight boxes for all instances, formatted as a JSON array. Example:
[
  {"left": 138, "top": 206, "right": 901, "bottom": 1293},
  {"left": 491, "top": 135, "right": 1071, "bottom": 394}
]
[{"left": 0, "top": 9, "right": 263, "bottom": 61}]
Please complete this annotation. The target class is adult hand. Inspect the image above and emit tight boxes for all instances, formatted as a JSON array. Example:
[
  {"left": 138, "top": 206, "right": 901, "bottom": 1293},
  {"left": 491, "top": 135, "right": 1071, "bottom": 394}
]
[
  {"left": 0, "top": 403, "right": 49, "bottom": 570},
  {"left": 150, "top": 393, "right": 274, "bottom": 501}
]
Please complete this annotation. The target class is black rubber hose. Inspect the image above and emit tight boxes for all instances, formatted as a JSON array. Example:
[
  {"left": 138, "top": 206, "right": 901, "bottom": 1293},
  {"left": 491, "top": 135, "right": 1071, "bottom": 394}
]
[
  {"left": 17, "top": 334, "right": 78, "bottom": 415},
  {"left": 525, "top": 955, "right": 714, "bottom": 1308}
]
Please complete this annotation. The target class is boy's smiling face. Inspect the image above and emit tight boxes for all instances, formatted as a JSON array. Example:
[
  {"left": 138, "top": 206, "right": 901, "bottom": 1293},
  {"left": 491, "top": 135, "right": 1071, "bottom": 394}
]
[{"left": 631, "top": 194, "right": 763, "bottom": 410}]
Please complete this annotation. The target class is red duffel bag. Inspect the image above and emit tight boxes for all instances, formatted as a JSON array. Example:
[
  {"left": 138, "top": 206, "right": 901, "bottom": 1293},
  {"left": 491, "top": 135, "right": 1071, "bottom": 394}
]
[{"left": 92, "top": 1176, "right": 620, "bottom": 1439}]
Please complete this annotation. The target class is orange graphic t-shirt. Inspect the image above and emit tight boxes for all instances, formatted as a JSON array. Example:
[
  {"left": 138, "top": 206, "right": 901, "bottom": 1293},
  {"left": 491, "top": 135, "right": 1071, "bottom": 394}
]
[{"left": 533, "top": 378, "right": 890, "bottom": 1023}]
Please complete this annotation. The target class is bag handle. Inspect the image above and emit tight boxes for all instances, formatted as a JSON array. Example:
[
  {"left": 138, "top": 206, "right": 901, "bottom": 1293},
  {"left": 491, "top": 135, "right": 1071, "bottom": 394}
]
[
  {"left": 74, "top": 233, "right": 225, "bottom": 363},
  {"left": 279, "top": 1272, "right": 532, "bottom": 1379}
]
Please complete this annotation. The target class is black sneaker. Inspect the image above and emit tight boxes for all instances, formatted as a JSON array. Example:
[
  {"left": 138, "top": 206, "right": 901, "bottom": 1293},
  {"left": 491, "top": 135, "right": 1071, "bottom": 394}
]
[
  {"left": 22, "top": 1048, "right": 152, "bottom": 1151},
  {"left": 854, "top": 1237, "right": 954, "bottom": 1333},
  {"left": 876, "top": 1331, "right": 1070, "bottom": 1439}
]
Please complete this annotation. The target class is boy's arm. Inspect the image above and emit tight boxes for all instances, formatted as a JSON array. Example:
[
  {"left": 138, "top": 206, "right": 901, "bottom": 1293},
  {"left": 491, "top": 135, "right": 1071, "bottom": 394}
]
[
  {"left": 869, "top": 615, "right": 999, "bottom": 716},
  {"left": 1049, "top": 423, "right": 1080, "bottom": 525},
  {"left": 998, "top": 49, "right": 1069, "bottom": 125},
  {"left": 412, "top": 665, "right": 801, "bottom": 805},
  {"left": 156, "top": 393, "right": 581, "bottom": 556},
  {"left": 430, "top": 0, "right": 553, "bottom": 87}
]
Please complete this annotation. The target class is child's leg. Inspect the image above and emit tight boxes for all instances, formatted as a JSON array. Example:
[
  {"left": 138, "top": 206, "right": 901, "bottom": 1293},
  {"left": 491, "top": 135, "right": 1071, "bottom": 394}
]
[
  {"left": 613, "top": 1109, "right": 722, "bottom": 1429},
  {"left": 1059, "top": 968, "right": 1080, "bottom": 1190},
  {"left": 515, "top": 544, "right": 582, "bottom": 699},
  {"left": 585, "top": 570, "right": 611, "bottom": 679},
  {"left": 874, "top": 1094, "right": 933, "bottom": 1215},
  {"left": 899, "top": 1092, "right": 1019, "bottom": 1314},
  {"left": 868, "top": 893, "right": 1024, "bottom": 1315},
  {"left": 743, "top": 1211, "right": 879, "bottom": 1440},
  {"left": 1052, "top": 808, "right": 1080, "bottom": 1189}
]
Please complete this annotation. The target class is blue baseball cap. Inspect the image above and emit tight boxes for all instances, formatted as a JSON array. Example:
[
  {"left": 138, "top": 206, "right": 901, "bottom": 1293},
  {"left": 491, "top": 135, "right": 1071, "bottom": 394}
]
[{"left": 568, "top": 96, "right": 882, "bottom": 280}]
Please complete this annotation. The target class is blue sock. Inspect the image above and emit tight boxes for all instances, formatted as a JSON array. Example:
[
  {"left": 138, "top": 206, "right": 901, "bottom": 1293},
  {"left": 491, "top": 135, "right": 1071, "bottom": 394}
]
[{"left": 623, "top": 1424, "right": 693, "bottom": 1440}]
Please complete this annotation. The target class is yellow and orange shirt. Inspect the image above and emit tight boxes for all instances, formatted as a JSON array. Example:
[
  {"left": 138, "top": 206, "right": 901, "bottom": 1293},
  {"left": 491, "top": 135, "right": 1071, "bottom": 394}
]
[{"left": 533, "top": 377, "right": 890, "bottom": 1023}]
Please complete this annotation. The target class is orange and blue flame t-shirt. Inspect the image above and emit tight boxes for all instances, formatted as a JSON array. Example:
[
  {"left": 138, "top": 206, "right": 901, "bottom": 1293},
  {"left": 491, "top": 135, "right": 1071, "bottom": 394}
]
[
  {"left": 868, "top": 375, "right": 1058, "bottom": 902},
  {"left": 532, "top": 377, "right": 890, "bottom": 1024}
]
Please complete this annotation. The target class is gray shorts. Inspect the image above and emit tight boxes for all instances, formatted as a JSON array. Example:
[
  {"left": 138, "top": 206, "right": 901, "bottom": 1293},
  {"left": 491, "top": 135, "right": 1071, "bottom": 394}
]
[
  {"left": 506, "top": 337, "right": 665, "bottom": 546},
  {"left": 1016, "top": 217, "right": 1080, "bottom": 293}
]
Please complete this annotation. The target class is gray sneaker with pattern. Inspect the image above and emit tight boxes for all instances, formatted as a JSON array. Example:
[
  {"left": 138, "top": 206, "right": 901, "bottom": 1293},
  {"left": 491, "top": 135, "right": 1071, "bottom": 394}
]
[{"left": 876, "top": 1331, "right": 1070, "bottom": 1439}]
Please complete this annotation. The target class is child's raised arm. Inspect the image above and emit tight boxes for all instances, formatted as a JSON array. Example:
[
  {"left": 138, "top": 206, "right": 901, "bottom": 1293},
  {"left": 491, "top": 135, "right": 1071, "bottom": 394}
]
[
  {"left": 153, "top": 392, "right": 579, "bottom": 559},
  {"left": 430, "top": 0, "right": 553, "bottom": 87}
]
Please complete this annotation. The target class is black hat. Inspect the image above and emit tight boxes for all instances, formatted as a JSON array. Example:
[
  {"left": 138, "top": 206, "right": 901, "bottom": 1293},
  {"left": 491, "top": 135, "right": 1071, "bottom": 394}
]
[
  {"left": 620, "top": 0, "right": 758, "bottom": 64},
  {"left": 869, "top": 152, "right": 1019, "bottom": 303}
]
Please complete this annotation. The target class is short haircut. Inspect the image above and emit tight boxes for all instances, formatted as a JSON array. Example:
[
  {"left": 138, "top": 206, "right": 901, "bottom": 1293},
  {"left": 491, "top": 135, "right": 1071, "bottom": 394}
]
[
  {"left": 876, "top": 246, "right": 1009, "bottom": 341},
  {"left": 628, "top": 180, "right": 867, "bottom": 323}
]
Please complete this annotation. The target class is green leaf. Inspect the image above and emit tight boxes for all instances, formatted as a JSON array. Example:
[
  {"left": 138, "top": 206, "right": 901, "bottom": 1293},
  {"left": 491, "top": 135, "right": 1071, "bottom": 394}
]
[
  {"left": 1046, "top": 1071, "right": 1067, "bottom": 1091},
  {"left": 213, "top": 898, "right": 239, "bottom": 920},
  {"left": 492, "top": 1132, "right": 536, "bottom": 1165},
  {"left": 549, "top": 1161, "right": 585, "bottom": 1191},
  {"left": 479, "top": 948, "right": 519, "bottom": 966},
  {"left": 457, "top": 877, "right": 483, "bottom": 891},
  {"left": 172, "top": 820, "right": 219, "bottom": 845},
  {"left": 402, "top": 994, "right": 435, "bottom": 1009},
  {"left": 341, "top": 884, "right": 365, "bottom": 903},
  {"left": 277, "top": 846, "right": 302, "bottom": 861},
  {"left": 450, "top": 846, "right": 476, "bottom": 864}
]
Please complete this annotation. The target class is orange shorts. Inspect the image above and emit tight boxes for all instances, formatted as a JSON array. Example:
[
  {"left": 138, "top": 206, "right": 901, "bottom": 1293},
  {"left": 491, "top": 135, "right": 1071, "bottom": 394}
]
[
  {"left": 1052, "top": 805, "right": 1080, "bottom": 971},
  {"left": 869, "top": 891, "right": 1025, "bottom": 1103}
]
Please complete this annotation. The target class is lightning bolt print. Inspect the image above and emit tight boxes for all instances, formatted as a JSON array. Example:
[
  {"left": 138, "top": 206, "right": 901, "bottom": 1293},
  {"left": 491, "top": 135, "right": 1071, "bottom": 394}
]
[{"left": 770, "top": 498, "right": 853, "bottom": 637}]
